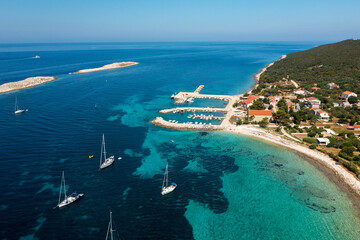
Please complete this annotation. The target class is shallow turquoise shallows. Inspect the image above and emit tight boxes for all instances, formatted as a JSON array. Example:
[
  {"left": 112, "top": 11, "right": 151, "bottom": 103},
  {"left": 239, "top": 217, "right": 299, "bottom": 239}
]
[{"left": 1, "top": 42, "right": 360, "bottom": 239}]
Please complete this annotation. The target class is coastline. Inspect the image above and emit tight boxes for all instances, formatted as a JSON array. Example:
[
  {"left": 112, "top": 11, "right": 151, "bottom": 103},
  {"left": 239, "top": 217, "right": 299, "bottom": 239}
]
[
  {"left": 69, "top": 61, "right": 139, "bottom": 74},
  {"left": 152, "top": 53, "right": 360, "bottom": 204},
  {"left": 248, "top": 54, "right": 286, "bottom": 94},
  {"left": 226, "top": 126, "right": 360, "bottom": 201},
  {"left": 0, "top": 76, "right": 57, "bottom": 94}
]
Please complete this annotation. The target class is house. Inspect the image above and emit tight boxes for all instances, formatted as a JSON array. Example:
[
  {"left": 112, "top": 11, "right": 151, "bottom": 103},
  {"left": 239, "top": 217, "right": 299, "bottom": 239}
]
[
  {"left": 242, "top": 94, "right": 259, "bottom": 109},
  {"left": 306, "top": 97, "right": 321, "bottom": 108},
  {"left": 354, "top": 125, "right": 360, "bottom": 130},
  {"left": 247, "top": 110, "right": 273, "bottom": 122},
  {"left": 348, "top": 126, "right": 355, "bottom": 130},
  {"left": 285, "top": 99, "right": 296, "bottom": 111},
  {"left": 317, "top": 138, "right": 330, "bottom": 145},
  {"left": 310, "top": 108, "right": 329, "bottom": 121},
  {"left": 293, "top": 89, "right": 306, "bottom": 95},
  {"left": 311, "top": 87, "right": 320, "bottom": 91},
  {"left": 332, "top": 102, "right": 340, "bottom": 107},
  {"left": 342, "top": 91, "right": 357, "bottom": 99},
  {"left": 341, "top": 102, "right": 351, "bottom": 108},
  {"left": 327, "top": 83, "right": 339, "bottom": 89}
]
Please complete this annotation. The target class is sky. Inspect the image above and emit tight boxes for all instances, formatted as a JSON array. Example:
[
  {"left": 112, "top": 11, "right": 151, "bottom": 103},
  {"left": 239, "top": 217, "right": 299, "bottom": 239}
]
[{"left": 0, "top": 0, "right": 359, "bottom": 43}]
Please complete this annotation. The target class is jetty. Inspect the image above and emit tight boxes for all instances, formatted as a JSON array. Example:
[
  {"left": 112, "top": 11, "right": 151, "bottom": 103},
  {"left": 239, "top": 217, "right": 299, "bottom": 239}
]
[
  {"left": 160, "top": 107, "right": 227, "bottom": 114},
  {"left": 173, "top": 85, "right": 236, "bottom": 105},
  {"left": 151, "top": 117, "right": 225, "bottom": 130}
]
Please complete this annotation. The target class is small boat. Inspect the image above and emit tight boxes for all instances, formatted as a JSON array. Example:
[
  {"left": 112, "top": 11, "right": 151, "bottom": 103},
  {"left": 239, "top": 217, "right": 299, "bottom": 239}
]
[
  {"left": 187, "top": 97, "right": 194, "bottom": 103},
  {"left": 161, "top": 162, "right": 177, "bottom": 195},
  {"left": 187, "top": 115, "right": 192, "bottom": 119},
  {"left": 100, "top": 134, "right": 115, "bottom": 170},
  {"left": 32, "top": 55, "right": 40, "bottom": 59},
  {"left": 56, "top": 171, "right": 83, "bottom": 208},
  {"left": 14, "top": 96, "right": 26, "bottom": 114},
  {"left": 118, "top": 157, "right": 122, "bottom": 160}
]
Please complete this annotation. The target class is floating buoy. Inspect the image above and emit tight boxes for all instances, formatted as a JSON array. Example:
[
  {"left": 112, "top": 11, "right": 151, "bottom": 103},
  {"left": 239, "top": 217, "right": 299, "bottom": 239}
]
[
  {"left": 89, "top": 155, "right": 93, "bottom": 159},
  {"left": 118, "top": 157, "right": 122, "bottom": 160}
]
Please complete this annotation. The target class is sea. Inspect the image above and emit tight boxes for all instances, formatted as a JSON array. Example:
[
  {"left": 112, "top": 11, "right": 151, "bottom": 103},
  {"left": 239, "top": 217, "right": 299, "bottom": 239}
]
[{"left": 1, "top": 42, "right": 360, "bottom": 240}]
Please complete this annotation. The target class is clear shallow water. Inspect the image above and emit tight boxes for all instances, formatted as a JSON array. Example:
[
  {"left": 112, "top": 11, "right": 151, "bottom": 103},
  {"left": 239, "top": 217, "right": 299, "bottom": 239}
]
[{"left": 1, "top": 42, "right": 360, "bottom": 239}]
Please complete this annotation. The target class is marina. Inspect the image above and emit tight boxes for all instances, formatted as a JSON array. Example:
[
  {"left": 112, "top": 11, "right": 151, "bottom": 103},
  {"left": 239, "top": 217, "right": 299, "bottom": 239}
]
[{"left": 153, "top": 85, "right": 239, "bottom": 130}]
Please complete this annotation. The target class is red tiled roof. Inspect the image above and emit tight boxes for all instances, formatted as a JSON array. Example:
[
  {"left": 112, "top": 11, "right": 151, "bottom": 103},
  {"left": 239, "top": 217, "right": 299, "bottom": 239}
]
[
  {"left": 311, "top": 87, "right": 320, "bottom": 90},
  {"left": 306, "top": 97, "right": 320, "bottom": 101},
  {"left": 343, "top": 91, "right": 353, "bottom": 95},
  {"left": 354, "top": 125, "right": 360, "bottom": 128},
  {"left": 248, "top": 110, "right": 272, "bottom": 116},
  {"left": 247, "top": 95, "right": 259, "bottom": 101}
]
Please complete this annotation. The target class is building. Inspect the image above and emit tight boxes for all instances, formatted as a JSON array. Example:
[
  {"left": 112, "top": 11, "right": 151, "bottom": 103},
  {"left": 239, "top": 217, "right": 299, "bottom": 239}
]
[
  {"left": 242, "top": 94, "right": 259, "bottom": 109},
  {"left": 317, "top": 138, "right": 330, "bottom": 145},
  {"left": 342, "top": 91, "right": 357, "bottom": 99},
  {"left": 355, "top": 125, "right": 360, "bottom": 130},
  {"left": 305, "top": 97, "right": 321, "bottom": 108},
  {"left": 311, "top": 87, "right": 320, "bottom": 91},
  {"left": 310, "top": 108, "right": 329, "bottom": 121},
  {"left": 327, "top": 83, "right": 339, "bottom": 89},
  {"left": 293, "top": 89, "right": 306, "bottom": 95},
  {"left": 332, "top": 102, "right": 340, "bottom": 107},
  {"left": 247, "top": 110, "right": 273, "bottom": 122},
  {"left": 285, "top": 99, "right": 296, "bottom": 111}
]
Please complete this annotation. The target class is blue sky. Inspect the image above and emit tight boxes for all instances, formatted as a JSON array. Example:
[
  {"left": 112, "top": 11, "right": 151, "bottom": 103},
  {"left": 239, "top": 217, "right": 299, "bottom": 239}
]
[{"left": 0, "top": 0, "right": 359, "bottom": 43}]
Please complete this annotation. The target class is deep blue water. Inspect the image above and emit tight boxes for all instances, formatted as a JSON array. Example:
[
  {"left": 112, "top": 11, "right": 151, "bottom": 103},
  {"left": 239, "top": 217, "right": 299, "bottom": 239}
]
[{"left": 1, "top": 42, "right": 360, "bottom": 240}]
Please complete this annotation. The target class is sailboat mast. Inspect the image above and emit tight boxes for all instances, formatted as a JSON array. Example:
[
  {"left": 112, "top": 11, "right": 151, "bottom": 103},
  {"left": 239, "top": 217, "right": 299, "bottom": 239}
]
[
  {"left": 63, "top": 171, "right": 67, "bottom": 199},
  {"left": 162, "top": 162, "right": 168, "bottom": 189},
  {"left": 103, "top": 134, "right": 107, "bottom": 160},
  {"left": 110, "top": 211, "right": 114, "bottom": 240},
  {"left": 57, "top": 171, "right": 63, "bottom": 205},
  {"left": 100, "top": 134, "right": 104, "bottom": 168}
]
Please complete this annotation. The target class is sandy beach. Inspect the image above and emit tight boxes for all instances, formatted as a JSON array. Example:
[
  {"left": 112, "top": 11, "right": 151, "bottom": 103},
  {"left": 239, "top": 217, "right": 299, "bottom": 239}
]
[
  {"left": 226, "top": 125, "right": 360, "bottom": 197},
  {"left": 0, "top": 76, "right": 57, "bottom": 94},
  {"left": 69, "top": 62, "right": 139, "bottom": 74}
]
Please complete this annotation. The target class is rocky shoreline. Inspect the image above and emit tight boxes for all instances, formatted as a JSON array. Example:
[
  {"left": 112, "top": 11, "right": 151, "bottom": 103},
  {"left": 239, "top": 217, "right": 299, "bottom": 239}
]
[
  {"left": 69, "top": 62, "right": 139, "bottom": 74},
  {"left": 0, "top": 76, "right": 57, "bottom": 94}
]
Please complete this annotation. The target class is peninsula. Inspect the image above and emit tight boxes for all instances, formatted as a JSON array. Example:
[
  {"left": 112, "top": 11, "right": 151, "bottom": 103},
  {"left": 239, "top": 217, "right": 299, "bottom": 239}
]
[
  {"left": 152, "top": 39, "right": 360, "bottom": 198},
  {"left": 0, "top": 76, "right": 57, "bottom": 94},
  {"left": 69, "top": 62, "right": 139, "bottom": 75}
]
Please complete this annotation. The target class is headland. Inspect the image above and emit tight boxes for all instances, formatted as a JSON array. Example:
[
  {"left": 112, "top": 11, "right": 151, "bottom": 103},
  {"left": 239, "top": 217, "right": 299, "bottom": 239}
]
[
  {"left": 69, "top": 62, "right": 139, "bottom": 74},
  {"left": 0, "top": 76, "right": 57, "bottom": 94}
]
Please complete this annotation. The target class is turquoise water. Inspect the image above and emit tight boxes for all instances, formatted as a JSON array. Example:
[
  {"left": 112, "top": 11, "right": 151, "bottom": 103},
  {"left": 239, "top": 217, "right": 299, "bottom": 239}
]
[{"left": 1, "top": 42, "right": 360, "bottom": 239}]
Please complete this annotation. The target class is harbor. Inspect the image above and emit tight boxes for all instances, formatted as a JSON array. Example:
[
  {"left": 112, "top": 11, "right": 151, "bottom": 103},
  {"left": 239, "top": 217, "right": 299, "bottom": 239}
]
[{"left": 153, "top": 85, "right": 240, "bottom": 130}]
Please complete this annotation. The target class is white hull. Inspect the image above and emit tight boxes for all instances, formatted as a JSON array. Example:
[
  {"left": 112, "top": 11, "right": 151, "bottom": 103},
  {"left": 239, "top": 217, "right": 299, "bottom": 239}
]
[
  {"left": 58, "top": 193, "right": 84, "bottom": 208},
  {"left": 15, "top": 109, "right": 25, "bottom": 114},
  {"left": 161, "top": 184, "right": 177, "bottom": 195},
  {"left": 100, "top": 156, "right": 114, "bottom": 169}
]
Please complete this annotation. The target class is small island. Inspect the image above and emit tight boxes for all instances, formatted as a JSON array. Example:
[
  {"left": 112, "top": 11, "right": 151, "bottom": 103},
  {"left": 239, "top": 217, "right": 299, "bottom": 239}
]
[
  {"left": 0, "top": 76, "right": 57, "bottom": 94},
  {"left": 69, "top": 62, "right": 139, "bottom": 75}
]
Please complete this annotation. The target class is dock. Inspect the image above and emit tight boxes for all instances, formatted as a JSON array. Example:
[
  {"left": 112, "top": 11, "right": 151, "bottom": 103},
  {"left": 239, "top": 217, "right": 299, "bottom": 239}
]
[
  {"left": 151, "top": 117, "right": 225, "bottom": 130},
  {"left": 159, "top": 107, "right": 227, "bottom": 114}
]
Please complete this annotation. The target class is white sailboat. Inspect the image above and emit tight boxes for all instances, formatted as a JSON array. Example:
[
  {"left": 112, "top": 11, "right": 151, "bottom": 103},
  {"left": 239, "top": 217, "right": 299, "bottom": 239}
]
[
  {"left": 56, "top": 171, "right": 83, "bottom": 208},
  {"left": 161, "top": 162, "right": 177, "bottom": 195},
  {"left": 105, "top": 211, "right": 118, "bottom": 240},
  {"left": 14, "top": 96, "right": 25, "bottom": 114},
  {"left": 100, "top": 134, "right": 114, "bottom": 170}
]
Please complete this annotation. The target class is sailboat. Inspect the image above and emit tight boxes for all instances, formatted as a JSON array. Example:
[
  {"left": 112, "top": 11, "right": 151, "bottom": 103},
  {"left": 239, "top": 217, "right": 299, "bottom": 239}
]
[
  {"left": 161, "top": 162, "right": 177, "bottom": 195},
  {"left": 100, "top": 134, "right": 114, "bottom": 170},
  {"left": 105, "top": 211, "right": 119, "bottom": 240},
  {"left": 14, "top": 96, "right": 25, "bottom": 114},
  {"left": 56, "top": 171, "right": 83, "bottom": 208}
]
